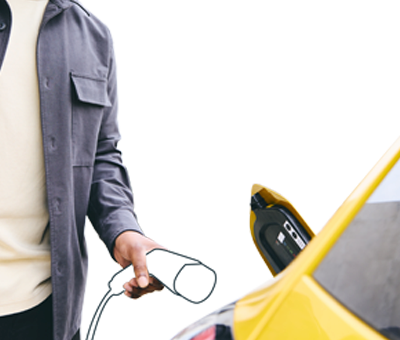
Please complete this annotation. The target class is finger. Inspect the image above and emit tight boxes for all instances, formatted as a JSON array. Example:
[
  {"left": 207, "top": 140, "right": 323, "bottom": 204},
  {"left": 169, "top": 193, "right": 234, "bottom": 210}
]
[
  {"left": 124, "top": 282, "right": 142, "bottom": 298},
  {"left": 123, "top": 282, "right": 129, "bottom": 290},
  {"left": 124, "top": 290, "right": 141, "bottom": 299},
  {"left": 130, "top": 248, "right": 149, "bottom": 288},
  {"left": 148, "top": 277, "right": 164, "bottom": 290},
  {"left": 124, "top": 275, "right": 163, "bottom": 295},
  {"left": 125, "top": 285, "right": 162, "bottom": 299},
  {"left": 124, "top": 279, "right": 163, "bottom": 294},
  {"left": 123, "top": 282, "right": 134, "bottom": 293},
  {"left": 128, "top": 277, "right": 139, "bottom": 287},
  {"left": 124, "top": 285, "right": 164, "bottom": 299}
]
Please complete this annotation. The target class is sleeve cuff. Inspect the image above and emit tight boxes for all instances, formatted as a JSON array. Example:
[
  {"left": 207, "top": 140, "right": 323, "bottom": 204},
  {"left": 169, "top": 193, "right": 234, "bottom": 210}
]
[{"left": 98, "top": 209, "right": 144, "bottom": 261}]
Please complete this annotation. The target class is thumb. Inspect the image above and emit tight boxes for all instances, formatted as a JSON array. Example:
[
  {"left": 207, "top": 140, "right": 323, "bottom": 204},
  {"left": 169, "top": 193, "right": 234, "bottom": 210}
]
[{"left": 131, "top": 248, "right": 149, "bottom": 288}]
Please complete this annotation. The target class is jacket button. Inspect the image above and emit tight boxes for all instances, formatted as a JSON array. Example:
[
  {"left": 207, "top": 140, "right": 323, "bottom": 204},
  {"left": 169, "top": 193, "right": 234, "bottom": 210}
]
[
  {"left": 56, "top": 262, "right": 63, "bottom": 275},
  {"left": 49, "top": 136, "right": 57, "bottom": 152},
  {"left": 52, "top": 197, "right": 62, "bottom": 215},
  {"left": 0, "top": 23, "right": 6, "bottom": 31}
]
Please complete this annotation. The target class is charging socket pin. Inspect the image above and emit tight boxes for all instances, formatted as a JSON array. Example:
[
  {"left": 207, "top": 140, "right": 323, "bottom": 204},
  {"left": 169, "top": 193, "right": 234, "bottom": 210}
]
[{"left": 284, "top": 221, "right": 306, "bottom": 250}]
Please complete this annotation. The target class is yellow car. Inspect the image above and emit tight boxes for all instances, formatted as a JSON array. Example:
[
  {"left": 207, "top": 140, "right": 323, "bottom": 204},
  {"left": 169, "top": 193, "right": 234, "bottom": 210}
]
[{"left": 171, "top": 136, "right": 400, "bottom": 340}]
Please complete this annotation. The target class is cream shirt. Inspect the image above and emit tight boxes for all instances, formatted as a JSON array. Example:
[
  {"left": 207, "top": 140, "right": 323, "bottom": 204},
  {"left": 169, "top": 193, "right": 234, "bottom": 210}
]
[{"left": 0, "top": 0, "right": 51, "bottom": 315}]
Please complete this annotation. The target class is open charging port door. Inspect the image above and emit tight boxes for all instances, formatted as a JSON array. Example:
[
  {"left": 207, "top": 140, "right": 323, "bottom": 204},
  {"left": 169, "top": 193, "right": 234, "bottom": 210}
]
[{"left": 250, "top": 184, "right": 315, "bottom": 276}]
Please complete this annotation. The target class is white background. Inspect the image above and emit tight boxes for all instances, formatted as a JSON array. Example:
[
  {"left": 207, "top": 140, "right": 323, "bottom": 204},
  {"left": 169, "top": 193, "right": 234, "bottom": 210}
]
[{"left": 79, "top": 1, "right": 400, "bottom": 339}]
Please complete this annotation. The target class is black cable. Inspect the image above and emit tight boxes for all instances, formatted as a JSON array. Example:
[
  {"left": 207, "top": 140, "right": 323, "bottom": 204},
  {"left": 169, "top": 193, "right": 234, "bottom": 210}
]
[{"left": 85, "top": 265, "right": 131, "bottom": 340}]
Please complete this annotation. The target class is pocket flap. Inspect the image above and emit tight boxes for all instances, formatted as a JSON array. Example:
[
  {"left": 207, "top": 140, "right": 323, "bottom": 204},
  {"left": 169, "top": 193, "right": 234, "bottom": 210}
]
[{"left": 71, "top": 73, "right": 112, "bottom": 107}]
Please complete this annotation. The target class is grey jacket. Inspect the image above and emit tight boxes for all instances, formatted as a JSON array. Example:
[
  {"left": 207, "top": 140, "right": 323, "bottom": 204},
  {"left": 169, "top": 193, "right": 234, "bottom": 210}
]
[{"left": 0, "top": 1, "right": 143, "bottom": 339}]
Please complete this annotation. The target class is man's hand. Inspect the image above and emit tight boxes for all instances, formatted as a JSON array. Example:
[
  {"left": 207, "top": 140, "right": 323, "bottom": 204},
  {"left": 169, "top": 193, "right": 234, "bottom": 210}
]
[{"left": 113, "top": 231, "right": 165, "bottom": 299}]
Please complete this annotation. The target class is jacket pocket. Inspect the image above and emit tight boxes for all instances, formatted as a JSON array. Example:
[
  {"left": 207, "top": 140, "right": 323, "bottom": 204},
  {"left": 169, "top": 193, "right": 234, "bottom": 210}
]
[{"left": 71, "top": 73, "right": 111, "bottom": 166}]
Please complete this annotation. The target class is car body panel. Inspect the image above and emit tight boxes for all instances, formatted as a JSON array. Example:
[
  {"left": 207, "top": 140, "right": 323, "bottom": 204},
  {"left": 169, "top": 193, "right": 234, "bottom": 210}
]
[
  {"left": 234, "top": 136, "right": 400, "bottom": 340},
  {"left": 250, "top": 276, "right": 385, "bottom": 340}
]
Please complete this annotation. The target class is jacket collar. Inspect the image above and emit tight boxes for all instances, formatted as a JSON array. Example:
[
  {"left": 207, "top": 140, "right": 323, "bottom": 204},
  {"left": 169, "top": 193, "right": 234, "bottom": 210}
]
[{"left": 49, "top": 0, "right": 73, "bottom": 11}]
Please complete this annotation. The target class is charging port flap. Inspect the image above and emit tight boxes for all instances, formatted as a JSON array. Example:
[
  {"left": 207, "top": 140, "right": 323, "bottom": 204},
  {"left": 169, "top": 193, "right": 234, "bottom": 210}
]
[{"left": 250, "top": 184, "right": 314, "bottom": 276}]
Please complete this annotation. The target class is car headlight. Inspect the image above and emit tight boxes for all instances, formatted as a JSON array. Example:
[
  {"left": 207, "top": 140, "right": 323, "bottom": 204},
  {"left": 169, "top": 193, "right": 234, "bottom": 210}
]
[{"left": 171, "top": 302, "right": 235, "bottom": 340}]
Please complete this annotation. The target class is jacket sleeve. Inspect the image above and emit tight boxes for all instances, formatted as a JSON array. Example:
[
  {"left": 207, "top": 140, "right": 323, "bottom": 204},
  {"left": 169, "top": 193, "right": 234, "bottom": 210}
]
[{"left": 87, "top": 30, "right": 143, "bottom": 260}]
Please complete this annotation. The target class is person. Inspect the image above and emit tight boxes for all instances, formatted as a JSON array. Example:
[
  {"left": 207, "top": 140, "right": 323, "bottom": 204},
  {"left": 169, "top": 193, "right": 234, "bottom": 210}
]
[{"left": 0, "top": 0, "right": 164, "bottom": 339}]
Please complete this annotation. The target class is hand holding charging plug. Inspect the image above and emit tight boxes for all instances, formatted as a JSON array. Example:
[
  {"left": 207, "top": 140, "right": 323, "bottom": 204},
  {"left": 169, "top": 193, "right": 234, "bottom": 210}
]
[
  {"left": 113, "top": 231, "right": 165, "bottom": 297},
  {"left": 115, "top": 232, "right": 216, "bottom": 301},
  {"left": 86, "top": 245, "right": 217, "bottom": 340},
  {"left": 122, "top": 248, "right": 217, "bottom": 303},
  {"left": 86, "top": 232, "right": 166, "bottom": 340}
]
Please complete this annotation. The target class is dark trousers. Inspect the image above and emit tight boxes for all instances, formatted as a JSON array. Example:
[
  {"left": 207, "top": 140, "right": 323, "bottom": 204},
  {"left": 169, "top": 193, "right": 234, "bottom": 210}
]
[{"left": 0, "top": 295, "right": 80, "bottom": 340}]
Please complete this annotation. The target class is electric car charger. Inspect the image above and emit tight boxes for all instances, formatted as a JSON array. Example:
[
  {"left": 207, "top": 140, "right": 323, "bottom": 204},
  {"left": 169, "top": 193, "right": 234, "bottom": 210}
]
[{"left": 85, "top": 249, "right": 218, "bottom": 340}]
